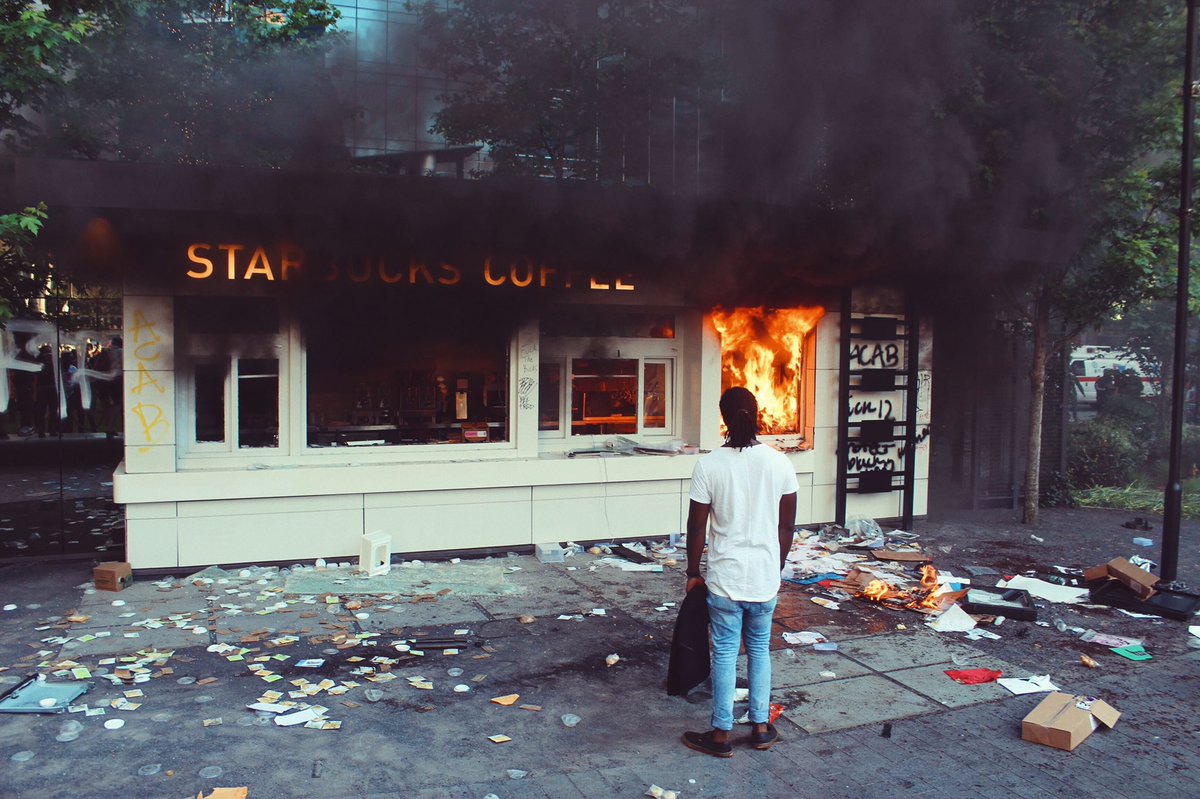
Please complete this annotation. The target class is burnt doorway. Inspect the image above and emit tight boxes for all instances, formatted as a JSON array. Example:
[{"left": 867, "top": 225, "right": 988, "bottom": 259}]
[{"left": 0, "top": 287, "right": 124, "bottom": 561}]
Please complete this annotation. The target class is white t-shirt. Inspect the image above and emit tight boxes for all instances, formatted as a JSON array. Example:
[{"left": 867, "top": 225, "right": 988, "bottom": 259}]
[{"left": 688, "top": 443, "right": 799, "bottom": 602}]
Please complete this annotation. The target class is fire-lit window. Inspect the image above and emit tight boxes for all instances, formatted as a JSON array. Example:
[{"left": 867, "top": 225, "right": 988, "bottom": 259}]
[
  {"left": 304, "top": 302, "right": 510, "bottom": 448},
  {"left": 538, "top": 362, "right": 563, "bottom": 432},
  {"left": 711, "top": 307, "right": 824, "bottom": 446},
  {"left": 539, "top": 309, "right": 678, "bottom": 440},
  {"left": 643, "top": 359, "right": 671, "bottom": 431},
  {"left": 178, "top": 297, "right": 286, "bottom": 454},
  {"left": 571, "top": 358, "right": 637, "bottom": 435}
]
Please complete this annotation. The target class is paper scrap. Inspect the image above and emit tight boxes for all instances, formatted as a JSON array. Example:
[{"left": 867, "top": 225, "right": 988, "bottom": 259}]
[
  {"left": 198, "top": 788, "right": 249, "bottom": 799},
  {"left": 782, "top": 631, "right": 827, "bottom": 645},
  {"left": 997, "top": 675, "right": 1060, "bottom": 695},
  {"left": 1111, "top": 644, "right": 1153, "bottom": 661},
  {"left": 274, "top": 707, "right": 324, "bottom": 727},
  {"left": 996, "top": 576, "right": 1088, "bottom": 604},
  {"left": 810, "top": 597, "right": 840, "bottom": 610},
  {"left": 488, "top": 734, "right": 512, "bottom": 743},
  {"left": 928, "top": 604, "right": 976, "bottom": 632},
  {"left": 1080, "top": 631, "right": 1142, "bottom": 648},
  {"left": 490, "top": 694, "right": 520, "bottom": 706}
]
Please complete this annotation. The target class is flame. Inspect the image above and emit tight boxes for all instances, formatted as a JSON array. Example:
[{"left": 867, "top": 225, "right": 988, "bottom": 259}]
[
  {"left": 711, "top": 306, "right": 825, "bottom": 435},
  {"left": 862, "top": 579, "right": 894, "bottom": 602},
  {"left": 859, "top": 565, "right": 944, "bottom": 612}
]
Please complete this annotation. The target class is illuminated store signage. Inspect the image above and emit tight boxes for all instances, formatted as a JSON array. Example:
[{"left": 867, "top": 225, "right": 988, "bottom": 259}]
[{"left": 185, "top": 243, "right": 635, "bottom": 291}]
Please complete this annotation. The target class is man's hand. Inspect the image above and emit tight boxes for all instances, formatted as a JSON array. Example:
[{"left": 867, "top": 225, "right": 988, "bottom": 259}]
[{"left": 686, "top": 575, "right": 705, "bottom": 594}]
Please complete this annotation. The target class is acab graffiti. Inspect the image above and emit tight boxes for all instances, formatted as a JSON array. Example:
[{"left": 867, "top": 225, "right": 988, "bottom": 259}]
[{"left": 126, "top": 310, "right": 168, "bottom": 446}]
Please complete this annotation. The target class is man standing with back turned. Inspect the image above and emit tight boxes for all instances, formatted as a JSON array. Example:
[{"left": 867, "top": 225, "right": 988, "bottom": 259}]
[{"left": 682, "top": 386, "right": 798, "bottom": 757}]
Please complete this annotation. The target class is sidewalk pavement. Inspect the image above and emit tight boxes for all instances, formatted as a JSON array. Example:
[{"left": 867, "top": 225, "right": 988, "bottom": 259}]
[{"left": 0, "top": 506, "right": 1197, "bottom": 799}]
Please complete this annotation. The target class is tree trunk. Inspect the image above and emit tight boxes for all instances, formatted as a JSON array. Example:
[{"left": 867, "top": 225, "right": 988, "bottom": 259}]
[{"left": 1023, "top": 300, "right": 1049, "bottom": 524}]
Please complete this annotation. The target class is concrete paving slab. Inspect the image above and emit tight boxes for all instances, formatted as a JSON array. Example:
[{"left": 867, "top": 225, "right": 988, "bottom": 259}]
[
  {"left": 883, "top": 662, "right": 1019, "bottom": 708},
  {"left": 778, "top": 673, "right": 940, "bottom": 733},
  {"left": 356, "top": 597, "right": 492, "bottom": 627},
  {"left": 56, "top": 626, "right": 210, "bottom": 658},
  {"left": 738, "top": 647, "right": 873, "bottom": 689},
  {"left": 75, "top": 581, "right": 210, "bottom": 609},
  {"left": 837, "top": 630, "right": 986, "bottom": 671}
]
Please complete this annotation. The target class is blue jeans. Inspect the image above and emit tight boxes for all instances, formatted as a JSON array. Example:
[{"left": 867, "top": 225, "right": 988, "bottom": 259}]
[{"left": 707, "top": 591, "right": 777, "bottom": 731}]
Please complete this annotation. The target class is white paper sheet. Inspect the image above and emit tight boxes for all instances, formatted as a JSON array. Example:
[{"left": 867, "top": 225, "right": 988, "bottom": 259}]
[
  {"left": 997, "top": 675, "right": 1060, "bottom": 695},
  {"left": 274, "top": 708, "right": 324, "bottom": 727},
  {"left": 996, "top": 576, "right": 1089, "bottom": 604},
  {"left": 928, "top": 604, "right": 977, "bottom": 632}
]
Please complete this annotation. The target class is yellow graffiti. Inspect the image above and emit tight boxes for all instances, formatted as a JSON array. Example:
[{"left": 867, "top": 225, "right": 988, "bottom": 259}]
[
  {"left": 131, "top": 402, "right": 169, "bottom": 443},
  {"left": 130, "top": 362, "right": 165, "bottom": 396},
  {"left": 130, "top": 310, "right": 161, "bottom": 348}
]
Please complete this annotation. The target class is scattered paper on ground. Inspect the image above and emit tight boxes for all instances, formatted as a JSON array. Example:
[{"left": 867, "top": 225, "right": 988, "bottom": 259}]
[
  {"left": 928, "top": 604, "right": 976, "bottom": 632},
  {"left": 996, "top": 576, "right": 1089, "bottom": 604},
  {"left": 998, "top": 675, "right": 1060, "bottom": 695},
  {"left": 282, "top": 561, "right": 521, "bottom": 597}
]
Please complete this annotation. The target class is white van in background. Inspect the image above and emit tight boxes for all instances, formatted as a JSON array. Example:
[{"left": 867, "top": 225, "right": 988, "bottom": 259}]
[{"left": 1069, "top": 346, "right": 1160, "bottom": 404}]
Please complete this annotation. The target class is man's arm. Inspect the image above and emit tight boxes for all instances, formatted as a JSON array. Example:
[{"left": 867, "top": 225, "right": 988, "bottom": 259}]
[
  {"left": 778, "top": 492, "right": 797, "bottom": 572},
  {"left": 685, "top": 499, "right": 710, "bottom": 593}
]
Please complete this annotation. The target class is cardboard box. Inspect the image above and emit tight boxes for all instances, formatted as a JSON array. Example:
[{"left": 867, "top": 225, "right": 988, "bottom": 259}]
[
  {"left": 1021, "top": 692, "right": 1120, "bottom": 751},
  {"left": 93, "top": 562, "right": 132, "bottom": 592},
  {"left": 1105, "top": 557, "right": 1158, "bottom": 600}
]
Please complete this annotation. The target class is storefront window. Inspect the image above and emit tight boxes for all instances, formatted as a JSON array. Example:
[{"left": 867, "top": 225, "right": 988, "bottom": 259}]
[
  {"left": 539, "top": 309, "right": 679, "bottom": 440},
  {"left": 238, "top": 359, "right": 279, "bottom": 448},
  {"left": 538, "top": 362, "right": 562, "bottom": 431},
  {"left": 571, "top": 358, "right": 637, "bottom": 435},
  {"left": 194, "top": 363, "right": 225, "bottom": 443},
  {"left": 179, "top": 297, "right": 285, "bottom": 454},
  {"left": 305, "top": 304, "right": 510, "bottom": 448},
  {"left": 643, "top": 359, "right": 670, "bottom": 430}
]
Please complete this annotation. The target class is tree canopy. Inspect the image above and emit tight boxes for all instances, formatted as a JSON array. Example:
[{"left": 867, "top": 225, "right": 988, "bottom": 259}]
[
  {"left": 411, "top": 0, "right": 705, "bottom": 181},
  {"left": 1, "top": 1, "right": 345, "bottom": 166}
]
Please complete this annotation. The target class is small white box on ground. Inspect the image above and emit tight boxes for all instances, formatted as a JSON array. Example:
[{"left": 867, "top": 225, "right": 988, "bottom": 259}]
[
  {"left": 360, "top": 531, "right": 392, "bottom": 576},
  {"left": 535, "top": 543, "right": 566, "bottom": 564}
]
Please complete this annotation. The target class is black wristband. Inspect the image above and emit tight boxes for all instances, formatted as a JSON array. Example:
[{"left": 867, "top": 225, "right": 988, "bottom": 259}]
[{"left": 685, "top": 570, "right": 701, "bottom": 578}]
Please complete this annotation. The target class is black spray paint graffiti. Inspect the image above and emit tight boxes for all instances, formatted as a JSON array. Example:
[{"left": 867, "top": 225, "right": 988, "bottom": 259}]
[
  {"left": 848, "top": 342, "right": 901, "bottom": 369},
  {"left": 844, "top": 428, "right": 931, "bottom": 472},
  {"left": 0, "top": 320, "right": 121, "bottom": 420},
  {"left": 848, "top": 397, "right": 895, "bottom": 420}
]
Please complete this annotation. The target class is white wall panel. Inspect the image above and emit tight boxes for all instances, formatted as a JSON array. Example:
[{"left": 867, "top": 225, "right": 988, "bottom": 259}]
[
  {"left": 178, "top": 509, "right": 363, "bottom": 566},
  {"left": 177, "top": 494, "right": 361, "bottom": 518},
  {"left": 366, "top": 500, "right": 531, "bottom": 552},
  {"left": 126, "top": 518, "right": 179, "bottom": 569},
  {"left": 125, "top": 501, "right": 177, "bottom": 520},
  {"left": 366, "top": 486, "right": 529, "bottom": 509},
  {"left": 123, "top": 445, "right": 176, "bottom": 475}
]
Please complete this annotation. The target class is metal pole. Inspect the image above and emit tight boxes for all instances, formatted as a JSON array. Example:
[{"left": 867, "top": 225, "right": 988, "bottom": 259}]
[{"left": 1162, "top": 0, "right": 1199, "bottom": 584}]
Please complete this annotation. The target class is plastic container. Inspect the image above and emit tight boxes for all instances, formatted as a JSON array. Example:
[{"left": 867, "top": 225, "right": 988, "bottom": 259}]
[{"left": 1132, "top": 537, "right": 1153, "bottom": 547}]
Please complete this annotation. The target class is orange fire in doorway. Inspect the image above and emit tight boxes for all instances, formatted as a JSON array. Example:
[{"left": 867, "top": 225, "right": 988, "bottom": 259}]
[{"left": 710, "top": 306, "right": 825, "bottom": 435}]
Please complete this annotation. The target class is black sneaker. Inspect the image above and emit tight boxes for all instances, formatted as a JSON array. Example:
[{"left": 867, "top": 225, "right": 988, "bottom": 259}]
[
  {"left": 682, "top": 730, "right": 733, "bottom": 758},
  {"left": 749, "top": 723, "right": 780, "bottom": 750}
]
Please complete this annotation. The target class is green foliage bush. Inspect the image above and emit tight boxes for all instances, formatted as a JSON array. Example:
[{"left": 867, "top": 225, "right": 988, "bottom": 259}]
[
  {"left": 1039, "top": 470, "right": 1076, "bottom": 508},
  {"left": 1068, "top": 419, "right": 1143, "bottom": 489}
]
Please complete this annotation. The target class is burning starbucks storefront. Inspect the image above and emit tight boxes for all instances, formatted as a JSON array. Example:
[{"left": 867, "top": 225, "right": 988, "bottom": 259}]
[{"left": 4, "top": 158, "right": 930, "bottom": 569}]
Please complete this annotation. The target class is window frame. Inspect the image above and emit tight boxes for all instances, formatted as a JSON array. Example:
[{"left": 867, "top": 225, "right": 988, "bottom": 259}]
[
  {"left": 539, "top": 332, "right": 680, "bottom": 448},
  {"left": 177, "top": 331, "right": 289, "bottom": 460}
]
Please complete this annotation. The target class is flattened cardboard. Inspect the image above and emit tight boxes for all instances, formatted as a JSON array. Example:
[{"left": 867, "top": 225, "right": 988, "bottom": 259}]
[
  {"left": 93, "top": 562, "right": 132, "bottom": 592},
  {"left": 1021, "top": 692, "right": 1120, "bottom": 751},
  {"left": 870, "top": 549, "right": 931, "bottom": 563}
]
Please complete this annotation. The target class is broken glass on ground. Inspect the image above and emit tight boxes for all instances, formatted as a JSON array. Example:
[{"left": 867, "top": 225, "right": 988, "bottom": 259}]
[{"left": 0, "top": 675, "right": 89, "bottom": 714}]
